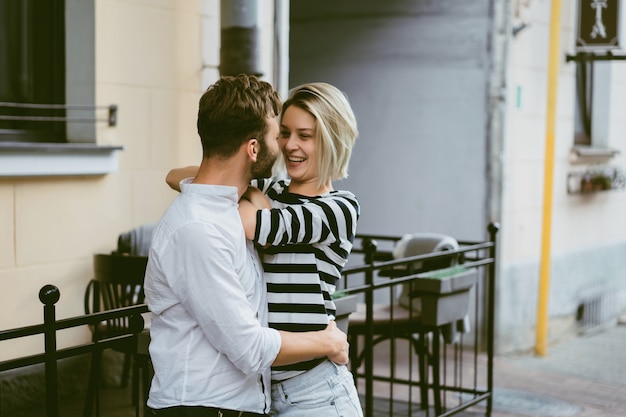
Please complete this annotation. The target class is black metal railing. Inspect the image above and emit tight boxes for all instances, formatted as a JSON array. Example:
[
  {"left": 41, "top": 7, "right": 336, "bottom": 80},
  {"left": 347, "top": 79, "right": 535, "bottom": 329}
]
[
  {"left": 1, "top": 223, "right": 498, "bottom": 417},
  {"left": 0, "top": 285, "right": 148, "bottom": 417},
  {"left": 342, "top": 223, "right": 499, "bottom": 417}
]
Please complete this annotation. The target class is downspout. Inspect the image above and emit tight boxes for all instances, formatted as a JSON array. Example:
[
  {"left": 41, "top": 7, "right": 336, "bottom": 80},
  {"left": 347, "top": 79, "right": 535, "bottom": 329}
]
[
  {"left": 220, "top": 0, "right": 262, "bottom": 77},
  {"left": 485, "top": 0, "right": 510, "bottom": 355},
  {"left": 536, "top": 0, "right": 563, "bottom": 357},
  {"left": 274, "top": 0, "right": 290, "bottom": 99},
  {"left": 486, "top": 0, "right": 509, "bottom": 227}
]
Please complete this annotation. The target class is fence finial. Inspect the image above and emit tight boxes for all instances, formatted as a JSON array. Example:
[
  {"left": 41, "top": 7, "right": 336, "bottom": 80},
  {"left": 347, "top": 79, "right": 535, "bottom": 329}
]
[{"left": 39, "top": 285, "right": 60, "bottom": 305}]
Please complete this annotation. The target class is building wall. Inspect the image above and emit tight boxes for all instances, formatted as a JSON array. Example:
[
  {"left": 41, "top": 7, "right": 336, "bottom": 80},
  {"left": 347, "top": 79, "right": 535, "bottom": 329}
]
[
  {"left": 289, "top": 0, "right": 491, "bottom": 242},
  {"left": 0, "top": 0, "right": 235, "bottom": 362},
  {"left": 498, "top": 0, "right": 626, "bottom": 352}
]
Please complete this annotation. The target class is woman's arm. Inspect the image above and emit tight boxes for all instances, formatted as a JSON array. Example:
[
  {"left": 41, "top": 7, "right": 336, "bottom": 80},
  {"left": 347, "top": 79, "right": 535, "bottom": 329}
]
[
  {"left": 239, "top": 187, "right": 271, "bottom": 240},
  {"left": 242, "top": 186, "right": 272, "bottom": 209},
  {"left": 256, "top": 193, "right": 360, "bottom": 248},
  {"left": 238, "top": 200, "right": 259, "bottom": 240},
  {"left": 166, "top": 165, "right": 199, "bottom": 191}
]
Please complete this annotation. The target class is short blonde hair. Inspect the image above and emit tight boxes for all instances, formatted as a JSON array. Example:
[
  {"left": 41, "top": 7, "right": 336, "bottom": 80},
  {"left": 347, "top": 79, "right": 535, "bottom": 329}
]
[{"left": 277, "top": 82, "right": 358, "bottom": 188}]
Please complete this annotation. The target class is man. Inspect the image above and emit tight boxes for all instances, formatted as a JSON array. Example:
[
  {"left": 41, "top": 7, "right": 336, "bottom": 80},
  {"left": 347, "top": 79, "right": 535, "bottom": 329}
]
[{"left": 144, "top": 75, "right": 349, "bottom": 417}]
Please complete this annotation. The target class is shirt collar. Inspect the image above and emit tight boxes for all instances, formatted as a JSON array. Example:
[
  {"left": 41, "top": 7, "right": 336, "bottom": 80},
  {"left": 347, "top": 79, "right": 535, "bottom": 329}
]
[{"left": 180, "top": 177, "right": 238, "bottom": 203}]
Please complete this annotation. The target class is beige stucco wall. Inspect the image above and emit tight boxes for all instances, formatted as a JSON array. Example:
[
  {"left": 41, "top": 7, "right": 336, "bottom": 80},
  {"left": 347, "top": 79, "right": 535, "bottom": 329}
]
[{"left": 0, "top": 0, "right": 215, "bottom": 361}]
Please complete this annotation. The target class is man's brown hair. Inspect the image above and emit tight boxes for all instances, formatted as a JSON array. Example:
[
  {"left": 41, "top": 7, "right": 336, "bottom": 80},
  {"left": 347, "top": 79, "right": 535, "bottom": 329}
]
[{"left": 197, "top": 74, "right": 282, "bottom": 158}]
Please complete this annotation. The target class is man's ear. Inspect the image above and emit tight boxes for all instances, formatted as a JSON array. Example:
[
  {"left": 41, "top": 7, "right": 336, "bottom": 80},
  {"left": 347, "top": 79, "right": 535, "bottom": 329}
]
[{"left": 246, "top": 138, "right": 258, "bottom": 162}]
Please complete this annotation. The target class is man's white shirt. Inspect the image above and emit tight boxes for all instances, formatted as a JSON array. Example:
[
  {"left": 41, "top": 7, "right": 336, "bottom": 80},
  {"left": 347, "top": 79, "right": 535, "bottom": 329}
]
[{"left": 144, "top": 180, "right": 281, "bottom": 413}]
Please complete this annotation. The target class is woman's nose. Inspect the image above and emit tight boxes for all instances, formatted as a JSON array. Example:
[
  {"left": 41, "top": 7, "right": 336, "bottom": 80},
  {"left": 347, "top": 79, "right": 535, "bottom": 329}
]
[{"left": 283, "top": 135, "right": 298, "bottom": 150}]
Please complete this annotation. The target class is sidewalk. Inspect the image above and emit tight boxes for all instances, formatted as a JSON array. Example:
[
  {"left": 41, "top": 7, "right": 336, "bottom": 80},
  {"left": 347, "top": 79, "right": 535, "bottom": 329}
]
[{"left": 478, "top": 320, "right": 626, "bottom": 417}]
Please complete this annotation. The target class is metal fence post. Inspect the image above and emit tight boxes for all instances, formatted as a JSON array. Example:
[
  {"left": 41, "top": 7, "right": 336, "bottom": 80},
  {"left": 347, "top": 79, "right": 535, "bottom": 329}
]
[
  {"left": 361, "top": 238, "right": 377, "bottom": 417},
  {"left": 39, "top": 284, "right": 60, "bottom": 417},
  {"left": 486, "top": 223, "right": 500, "bottom": 417}
]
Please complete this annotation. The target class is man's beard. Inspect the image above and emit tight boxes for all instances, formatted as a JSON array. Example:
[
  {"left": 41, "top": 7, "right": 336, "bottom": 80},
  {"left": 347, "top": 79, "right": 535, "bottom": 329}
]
[{"left": 251, "top": 138, "right": 278, "bottom": 178}]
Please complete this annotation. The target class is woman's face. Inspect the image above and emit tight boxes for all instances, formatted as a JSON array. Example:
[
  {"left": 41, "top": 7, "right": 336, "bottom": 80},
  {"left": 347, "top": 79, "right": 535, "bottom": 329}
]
[{"left": 279, "top": 105, "right": 319, "bottom": 187}]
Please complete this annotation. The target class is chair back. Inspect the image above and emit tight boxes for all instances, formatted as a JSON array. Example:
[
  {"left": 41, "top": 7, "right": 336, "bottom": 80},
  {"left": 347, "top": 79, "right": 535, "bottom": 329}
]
[
  {"left": 392, "top": 233, "right": 459, "bottom": 271},
  {"left": 394, "top": 234, "right": 459, "bottom": 310},
  {"left": 84, "top": 254, "right": 148, "bottom": 340}
]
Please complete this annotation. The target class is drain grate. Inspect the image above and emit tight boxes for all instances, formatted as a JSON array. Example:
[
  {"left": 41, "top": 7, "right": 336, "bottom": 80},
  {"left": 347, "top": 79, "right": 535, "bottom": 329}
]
[{"left": 577, "top": 285, "right": 618, "bottom": 331}]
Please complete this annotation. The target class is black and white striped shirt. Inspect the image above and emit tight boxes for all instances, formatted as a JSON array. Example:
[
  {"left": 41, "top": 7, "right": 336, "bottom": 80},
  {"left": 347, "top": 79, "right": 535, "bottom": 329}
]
[{"left": 251, "top": 178, "right": 360, "bottom": 380}]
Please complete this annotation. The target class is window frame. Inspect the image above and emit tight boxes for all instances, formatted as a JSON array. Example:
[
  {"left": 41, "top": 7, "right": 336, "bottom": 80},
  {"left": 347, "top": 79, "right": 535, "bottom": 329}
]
[
  {"left": 0, "top": 0, "right": 67, "bottom": 143},
  {"left": 0, "top": 0, "right": 121, "bottom": 177},
  {"left": 571, "top": 57, "right": 621, "bottom": 162}
]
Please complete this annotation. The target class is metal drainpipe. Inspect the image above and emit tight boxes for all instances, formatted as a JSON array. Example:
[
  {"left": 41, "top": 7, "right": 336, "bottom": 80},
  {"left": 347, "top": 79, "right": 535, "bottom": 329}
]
[
  {"left": 485, "top": 0, "right": 509, "bottom": 356},
  {"left": 220, "top": 0, "right": 262, "bottom": 77},
  {"left": 274, "top": 0, "right": 290, "bottom": 99},
  {"left": 486, "top": 0, "right": 509, "bottom": 235}
]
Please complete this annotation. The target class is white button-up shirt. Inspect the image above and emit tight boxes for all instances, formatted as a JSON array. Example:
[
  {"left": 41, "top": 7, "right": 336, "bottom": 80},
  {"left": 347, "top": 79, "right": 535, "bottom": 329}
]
[{"left": 144, "top": 181, "right": 281, "bottom": 413}]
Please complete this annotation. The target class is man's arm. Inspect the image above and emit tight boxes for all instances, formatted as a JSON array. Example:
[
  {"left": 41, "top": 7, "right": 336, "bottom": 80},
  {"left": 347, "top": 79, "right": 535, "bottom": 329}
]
[
  {"left": 275, "top": 320, "right": 349, "bottom": 366},
  {"left": 166, "top": 166, "right": 199, "bottom": 191},
  {"left": 170, "top": 223, "right": 348, "bottom": 373}
]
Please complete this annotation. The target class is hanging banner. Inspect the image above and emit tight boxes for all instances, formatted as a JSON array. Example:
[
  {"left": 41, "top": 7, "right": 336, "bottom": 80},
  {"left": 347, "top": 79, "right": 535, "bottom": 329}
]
[{"left": 576, "top": 0, "right": 621, "bottom": 50}]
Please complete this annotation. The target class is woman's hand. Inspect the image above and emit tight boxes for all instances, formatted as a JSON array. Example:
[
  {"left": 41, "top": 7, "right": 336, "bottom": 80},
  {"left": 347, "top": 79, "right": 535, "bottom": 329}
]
[
  {"left": 166, "top": 166, "right": 199, "bottom": 191},
  {"left": 242, "top": 186, "right": 271, "bottom": 209}
]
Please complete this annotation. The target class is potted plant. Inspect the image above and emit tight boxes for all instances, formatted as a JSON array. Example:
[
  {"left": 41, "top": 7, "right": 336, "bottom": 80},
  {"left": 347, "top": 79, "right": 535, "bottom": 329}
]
[
  {"left": 399, "top": 265, "right": 478, "bottom": 326},
  {"left": 579, "top": 166, "right": 626, "bottom": 194}
]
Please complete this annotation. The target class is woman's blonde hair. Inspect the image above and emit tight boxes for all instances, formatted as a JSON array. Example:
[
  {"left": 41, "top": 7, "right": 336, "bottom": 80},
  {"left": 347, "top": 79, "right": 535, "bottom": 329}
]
[{"left": 275, "top": 82, "right": 358, "bottom": 188}]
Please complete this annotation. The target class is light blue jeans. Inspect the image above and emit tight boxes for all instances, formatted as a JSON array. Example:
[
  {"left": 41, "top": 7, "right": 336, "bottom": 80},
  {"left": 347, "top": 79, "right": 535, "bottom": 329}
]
[{"left": 270, "top": 360, "right": 363, "bottom": 417}]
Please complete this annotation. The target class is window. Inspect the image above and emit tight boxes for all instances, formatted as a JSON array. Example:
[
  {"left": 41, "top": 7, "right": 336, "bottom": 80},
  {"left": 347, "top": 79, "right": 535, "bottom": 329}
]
[
  {"left": 571, "top": 0, "right": 622, "bottom": 160},
  {"left": 0, "top": 0, "right": 66, "bottom": 143},
  {"left": 572, "top": 59, "right": 620, "bottom": 159},
  {"left": 0, "top": 0, "right": 121, "bottom": 176},
  {"left": 574, "top": 61, "right": 592, "bottom": 147}
]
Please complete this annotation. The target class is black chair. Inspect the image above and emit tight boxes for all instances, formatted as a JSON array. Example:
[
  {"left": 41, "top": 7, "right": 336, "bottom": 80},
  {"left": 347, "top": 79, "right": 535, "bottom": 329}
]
[
  {"left": 348, "top": 233, "right": 460, "bottom": 414},
  {"left": 83, "top": 253, "right": 148, "bottom": 417}
]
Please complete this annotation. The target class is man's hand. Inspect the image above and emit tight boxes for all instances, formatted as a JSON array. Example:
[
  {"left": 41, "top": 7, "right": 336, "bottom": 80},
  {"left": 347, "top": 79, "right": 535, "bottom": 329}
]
[
  {"left": 273, "top": 320, "right": 350, "bottom": 366},
  {"left": 323, "top": 320, "right": 350, "bottom": 365}
]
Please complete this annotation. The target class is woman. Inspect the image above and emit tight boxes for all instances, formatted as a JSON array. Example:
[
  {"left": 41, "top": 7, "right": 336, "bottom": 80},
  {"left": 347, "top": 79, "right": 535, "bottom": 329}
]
[{"left": 167, "top": 82, "right": 362, "bottom": 417}]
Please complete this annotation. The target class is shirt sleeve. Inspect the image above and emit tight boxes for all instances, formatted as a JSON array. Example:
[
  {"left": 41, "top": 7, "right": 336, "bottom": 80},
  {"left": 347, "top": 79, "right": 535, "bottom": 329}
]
[
  {"left": 254, "top": 194, "right": 359, "bottom": 254},
  {"left": 163, "top": 222, "right": 281, "bottom": 374}
]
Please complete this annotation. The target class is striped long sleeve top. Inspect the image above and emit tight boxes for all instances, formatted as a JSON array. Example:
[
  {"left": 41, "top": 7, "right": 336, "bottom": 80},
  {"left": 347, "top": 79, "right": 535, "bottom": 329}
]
[{"left": 251, "top": 178, "right": 360, "bottom": 380}]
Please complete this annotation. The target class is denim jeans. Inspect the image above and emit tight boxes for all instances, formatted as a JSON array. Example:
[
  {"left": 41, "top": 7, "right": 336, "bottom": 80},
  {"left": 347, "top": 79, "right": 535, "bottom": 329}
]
[{"left": 270, "top": 360, "right": 363, "bottom": 417}]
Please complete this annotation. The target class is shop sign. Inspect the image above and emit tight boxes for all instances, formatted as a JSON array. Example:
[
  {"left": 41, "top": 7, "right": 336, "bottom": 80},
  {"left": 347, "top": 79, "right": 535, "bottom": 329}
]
[{"left": 576, "top": 0, "right": 622, "bottom": 50}]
